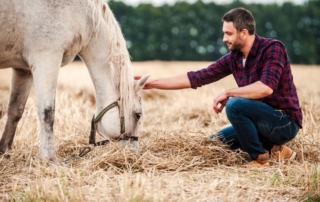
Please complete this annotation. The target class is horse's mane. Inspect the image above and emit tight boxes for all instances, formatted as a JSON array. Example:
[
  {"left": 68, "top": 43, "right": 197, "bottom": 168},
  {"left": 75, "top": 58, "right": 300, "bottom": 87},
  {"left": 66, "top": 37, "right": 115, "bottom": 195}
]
[{"left": 90, "top": 0, "right": 135, "bottom": 128}]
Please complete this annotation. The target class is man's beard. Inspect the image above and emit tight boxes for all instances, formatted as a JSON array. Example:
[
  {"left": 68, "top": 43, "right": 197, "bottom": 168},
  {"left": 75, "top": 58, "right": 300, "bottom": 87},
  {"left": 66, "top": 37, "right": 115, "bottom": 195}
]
[{"left": 228, "top": 36, "right": 243, "bottom": 51}]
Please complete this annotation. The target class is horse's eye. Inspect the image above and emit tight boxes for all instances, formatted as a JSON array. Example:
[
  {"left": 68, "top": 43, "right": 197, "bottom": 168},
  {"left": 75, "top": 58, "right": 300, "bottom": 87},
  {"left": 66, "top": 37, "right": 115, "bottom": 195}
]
[{"left": 135, "top": 113, "right": 142, "bottom": 120}]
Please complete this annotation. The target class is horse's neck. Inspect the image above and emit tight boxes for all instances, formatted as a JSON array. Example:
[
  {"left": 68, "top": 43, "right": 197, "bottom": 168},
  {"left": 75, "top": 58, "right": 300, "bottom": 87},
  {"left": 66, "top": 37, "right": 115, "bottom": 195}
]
[
  {"left": 80, "top": 1, "right": 132, "bottom": 114},
  {"left": 94, "top": 73, "right": 120, "bottom": 114}
]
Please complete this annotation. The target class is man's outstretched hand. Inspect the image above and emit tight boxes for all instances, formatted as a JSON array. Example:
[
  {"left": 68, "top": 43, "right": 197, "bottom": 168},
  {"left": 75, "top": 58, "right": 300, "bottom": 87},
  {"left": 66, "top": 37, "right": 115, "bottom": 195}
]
[{"left": 134, "top": 75, "right": 153, "bottom": 89}]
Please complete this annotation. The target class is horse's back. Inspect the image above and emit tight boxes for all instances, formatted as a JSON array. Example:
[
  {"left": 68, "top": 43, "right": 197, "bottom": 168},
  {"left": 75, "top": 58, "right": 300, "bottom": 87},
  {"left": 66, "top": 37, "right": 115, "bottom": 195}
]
[{"left": 0, "top": 0, "right": 96, "bottom": 69}]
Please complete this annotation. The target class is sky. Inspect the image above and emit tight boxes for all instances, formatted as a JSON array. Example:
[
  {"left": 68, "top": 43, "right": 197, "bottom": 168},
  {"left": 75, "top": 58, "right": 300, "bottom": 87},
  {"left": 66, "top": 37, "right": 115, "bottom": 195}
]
[{"left": 120, "top": 0, "right": 307, "bottom": 6}]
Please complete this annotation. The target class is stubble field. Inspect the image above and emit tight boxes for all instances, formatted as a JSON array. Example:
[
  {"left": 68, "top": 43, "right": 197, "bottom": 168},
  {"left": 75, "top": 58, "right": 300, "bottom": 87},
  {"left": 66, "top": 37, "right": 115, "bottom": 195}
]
[{"left": 0, "top": 61, "right": 319, "bottom": 201}]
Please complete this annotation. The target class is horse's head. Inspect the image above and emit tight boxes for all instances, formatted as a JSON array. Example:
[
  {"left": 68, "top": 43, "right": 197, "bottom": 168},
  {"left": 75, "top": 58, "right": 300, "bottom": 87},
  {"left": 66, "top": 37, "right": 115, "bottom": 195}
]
[
  {"left": 128, "top": 75, "right": 150, "bottom": 131},
  {"left": 94, "top": 75, "right": 149, "bottom": 147},
  {"left": 126, "top": 74, "right": 150, "bottom": 137}
]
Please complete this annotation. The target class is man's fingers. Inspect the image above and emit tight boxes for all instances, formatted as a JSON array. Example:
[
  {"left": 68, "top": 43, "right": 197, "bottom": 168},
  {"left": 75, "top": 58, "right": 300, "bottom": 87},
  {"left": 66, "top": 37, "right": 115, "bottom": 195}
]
[
  {"left": 213, "top": 104, "right": 221, "bottom": 114},
  {"left": 213, "top": 101, "right": 225, "bottom": 114},
  {"left": 134, "top": 76, "right": 142, "bottom": 80},
  {"left": 219, "top": 104, "right": 225, "bottom": 112}
]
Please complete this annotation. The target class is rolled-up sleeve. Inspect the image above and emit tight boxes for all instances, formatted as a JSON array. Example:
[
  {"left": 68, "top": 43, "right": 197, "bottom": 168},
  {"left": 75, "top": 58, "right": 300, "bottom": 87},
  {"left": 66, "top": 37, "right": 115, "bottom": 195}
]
[{"left": 187, "top": 54, "right": 232, "bottom": 89}]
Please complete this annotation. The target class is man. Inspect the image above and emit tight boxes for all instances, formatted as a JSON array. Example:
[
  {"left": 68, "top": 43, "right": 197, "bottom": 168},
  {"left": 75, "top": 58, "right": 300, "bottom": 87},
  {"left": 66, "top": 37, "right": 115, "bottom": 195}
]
[{"left": 136, "top": 7, "right": 302, "bottom": 167}]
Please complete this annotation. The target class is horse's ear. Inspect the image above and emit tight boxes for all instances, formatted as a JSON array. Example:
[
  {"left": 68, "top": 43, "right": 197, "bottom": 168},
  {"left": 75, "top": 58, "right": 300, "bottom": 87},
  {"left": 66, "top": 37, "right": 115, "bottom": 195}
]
[{"left": 135, "top": 74, "right": 150, "bottom": 92}]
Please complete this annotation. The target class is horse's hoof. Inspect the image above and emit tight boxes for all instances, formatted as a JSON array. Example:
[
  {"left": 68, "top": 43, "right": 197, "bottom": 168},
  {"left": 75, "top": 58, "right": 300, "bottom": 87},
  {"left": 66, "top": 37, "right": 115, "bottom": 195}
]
[{"left": 0, "top": 147, "right": 11, "bottom": 158}]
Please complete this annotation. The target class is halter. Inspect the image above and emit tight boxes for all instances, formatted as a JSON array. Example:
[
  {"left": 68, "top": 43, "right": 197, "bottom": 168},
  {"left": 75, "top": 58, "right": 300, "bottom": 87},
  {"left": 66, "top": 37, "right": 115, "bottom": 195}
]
[
  {"left": 89, "top": 99, "right": 138, "bottom": 146},
  {"left": 62, "top": 99, "right": 139, "bottom": 164}
]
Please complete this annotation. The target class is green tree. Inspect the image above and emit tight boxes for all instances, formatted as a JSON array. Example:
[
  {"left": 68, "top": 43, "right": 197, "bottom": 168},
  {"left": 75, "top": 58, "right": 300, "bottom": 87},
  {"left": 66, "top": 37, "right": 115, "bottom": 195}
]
[{"left": 107, "top": 0, "right": 319, "bottom": 64}]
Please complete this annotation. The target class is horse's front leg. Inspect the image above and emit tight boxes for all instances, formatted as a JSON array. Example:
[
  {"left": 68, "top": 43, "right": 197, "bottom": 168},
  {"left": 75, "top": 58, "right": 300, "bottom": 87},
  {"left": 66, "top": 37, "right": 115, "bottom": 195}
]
[
  {"left": 31, "top": 57, "right": 61, "bottom": 161},
  {"left": 0, "top": 69, "right": 33, "bottom": 153}
]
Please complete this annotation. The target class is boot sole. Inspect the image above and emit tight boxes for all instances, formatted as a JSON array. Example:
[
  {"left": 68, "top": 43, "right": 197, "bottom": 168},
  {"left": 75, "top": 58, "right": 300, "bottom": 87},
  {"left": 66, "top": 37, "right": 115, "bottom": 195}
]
[
  {"left": 271, "top": 151, "right": 296, "bottom": 161},
  {"left": 288, "top": 151, "right": 296, "bottom": 161},
  {"left": 271, "top": 152, "right": 297, "bottom": 161}
]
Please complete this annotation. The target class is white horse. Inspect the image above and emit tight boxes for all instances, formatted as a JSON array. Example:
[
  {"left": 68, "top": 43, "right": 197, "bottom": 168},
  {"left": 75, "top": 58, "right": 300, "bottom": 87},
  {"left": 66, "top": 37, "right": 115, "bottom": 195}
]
[{"left": 0, "top": 0, "right": 149, "bottom": 161}]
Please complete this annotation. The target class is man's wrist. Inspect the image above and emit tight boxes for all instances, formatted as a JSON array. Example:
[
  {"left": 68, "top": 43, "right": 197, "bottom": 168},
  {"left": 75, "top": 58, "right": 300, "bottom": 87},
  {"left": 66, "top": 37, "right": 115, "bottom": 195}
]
[{"left": 224, "top": 90, "right": 231, "bottom": 98}]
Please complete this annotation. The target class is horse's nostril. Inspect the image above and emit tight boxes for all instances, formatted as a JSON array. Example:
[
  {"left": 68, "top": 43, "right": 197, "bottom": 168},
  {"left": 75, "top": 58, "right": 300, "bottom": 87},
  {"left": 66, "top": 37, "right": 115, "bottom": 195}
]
[{"left": 135, "top": 113, "right": 142, "bottom": 120}]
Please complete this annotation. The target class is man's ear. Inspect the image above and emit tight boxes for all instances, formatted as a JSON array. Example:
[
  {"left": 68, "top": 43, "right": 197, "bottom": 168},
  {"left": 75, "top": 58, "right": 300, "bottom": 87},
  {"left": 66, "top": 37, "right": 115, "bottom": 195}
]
[
  {"left": 134, "top": 74, "right": 150, "bottom": 92},
  {"left": 241, "top": 29, "right": 248, "bottom": 39}
]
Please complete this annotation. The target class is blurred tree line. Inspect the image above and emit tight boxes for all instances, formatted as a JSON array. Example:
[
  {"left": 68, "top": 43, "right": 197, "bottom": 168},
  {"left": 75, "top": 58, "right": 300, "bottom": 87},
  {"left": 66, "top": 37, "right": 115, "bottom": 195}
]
[{"left": 107, "top": 0, "right": 320, "bottom": 64}]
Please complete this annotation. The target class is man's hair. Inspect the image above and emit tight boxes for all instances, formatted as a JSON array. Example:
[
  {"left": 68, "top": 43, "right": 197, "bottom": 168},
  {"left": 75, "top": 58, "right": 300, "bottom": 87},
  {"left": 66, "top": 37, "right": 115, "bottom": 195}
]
[{"left": 222, "top": 7, "right": 256, "bottom": 35}]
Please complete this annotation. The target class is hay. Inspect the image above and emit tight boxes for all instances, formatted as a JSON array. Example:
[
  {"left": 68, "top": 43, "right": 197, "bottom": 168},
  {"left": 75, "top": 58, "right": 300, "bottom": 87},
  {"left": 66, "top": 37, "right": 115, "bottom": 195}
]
[{"left": 0, "top": 61, "right": 319, "bottom": 201}]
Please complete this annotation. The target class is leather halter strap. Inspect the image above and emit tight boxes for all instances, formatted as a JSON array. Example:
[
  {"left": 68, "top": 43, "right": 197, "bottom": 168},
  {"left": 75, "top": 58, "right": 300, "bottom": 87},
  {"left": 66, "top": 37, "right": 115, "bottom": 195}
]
[
  {"left": 89, "top": 100, "right": 138, "bottom": 146},
  {"left": 61, "top": 100, "right": 139, "bottom": 164}
]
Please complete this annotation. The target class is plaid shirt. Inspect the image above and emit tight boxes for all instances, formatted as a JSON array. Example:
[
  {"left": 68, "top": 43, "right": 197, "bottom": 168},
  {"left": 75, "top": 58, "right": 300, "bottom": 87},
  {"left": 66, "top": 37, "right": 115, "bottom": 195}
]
[{"left": 187, "top": 34, "right": 303, "bottom": 127}]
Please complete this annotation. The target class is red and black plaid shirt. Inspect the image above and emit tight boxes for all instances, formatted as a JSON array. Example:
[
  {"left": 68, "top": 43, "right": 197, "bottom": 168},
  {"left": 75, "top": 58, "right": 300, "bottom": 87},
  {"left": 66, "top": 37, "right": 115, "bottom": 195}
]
[{"left": 187, "top": 34, "right": 303, "bottom": 127}]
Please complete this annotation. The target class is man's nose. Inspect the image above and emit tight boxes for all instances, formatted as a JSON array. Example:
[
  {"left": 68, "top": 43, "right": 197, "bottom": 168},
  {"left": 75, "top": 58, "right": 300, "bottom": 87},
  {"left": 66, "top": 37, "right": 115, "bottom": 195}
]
[{"left": 223, "top": 35, "right": 228, "bottom": 43}]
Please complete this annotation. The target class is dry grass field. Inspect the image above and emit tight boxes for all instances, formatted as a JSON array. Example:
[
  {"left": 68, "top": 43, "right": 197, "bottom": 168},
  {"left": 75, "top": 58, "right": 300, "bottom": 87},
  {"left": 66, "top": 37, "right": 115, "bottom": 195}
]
[{"left": 0, "top": 61, "right": 319, "bottom": 201}]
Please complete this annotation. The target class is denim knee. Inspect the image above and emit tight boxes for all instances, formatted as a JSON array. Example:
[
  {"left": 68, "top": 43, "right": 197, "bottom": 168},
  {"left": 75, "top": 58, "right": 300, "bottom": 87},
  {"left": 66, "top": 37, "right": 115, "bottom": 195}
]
[
  {"left": 213, "top": 126, "right": 242, "bottom": 150},
  {"left": 225, "top": 97, "right": 246, "bottom": 118},
  {"left": 215, "top": 126, "right": 239, "bottom": 142}
]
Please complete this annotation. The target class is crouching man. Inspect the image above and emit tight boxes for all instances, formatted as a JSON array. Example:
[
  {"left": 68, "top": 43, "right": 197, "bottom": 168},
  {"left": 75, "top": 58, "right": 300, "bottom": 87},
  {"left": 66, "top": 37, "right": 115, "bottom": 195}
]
[{"left": 136, "top": 7, "right": 302, "bottom": 167}]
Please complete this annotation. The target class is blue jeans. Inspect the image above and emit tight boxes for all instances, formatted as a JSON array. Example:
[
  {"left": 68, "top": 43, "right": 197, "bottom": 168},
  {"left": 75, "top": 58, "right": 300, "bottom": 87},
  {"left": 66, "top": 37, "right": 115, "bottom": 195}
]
[{"left": 214, "top": 97, "right": 299, "bottom": 160}]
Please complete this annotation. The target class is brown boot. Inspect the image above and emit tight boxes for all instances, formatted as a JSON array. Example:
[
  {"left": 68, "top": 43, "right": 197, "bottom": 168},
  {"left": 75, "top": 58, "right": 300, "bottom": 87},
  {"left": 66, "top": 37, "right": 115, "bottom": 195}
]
[
  {"left": 271, "top": 145, "right": 296, "bottom": 161},
  {"left": 243, "top": 151, "right": 270, "bottom": 167}
]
